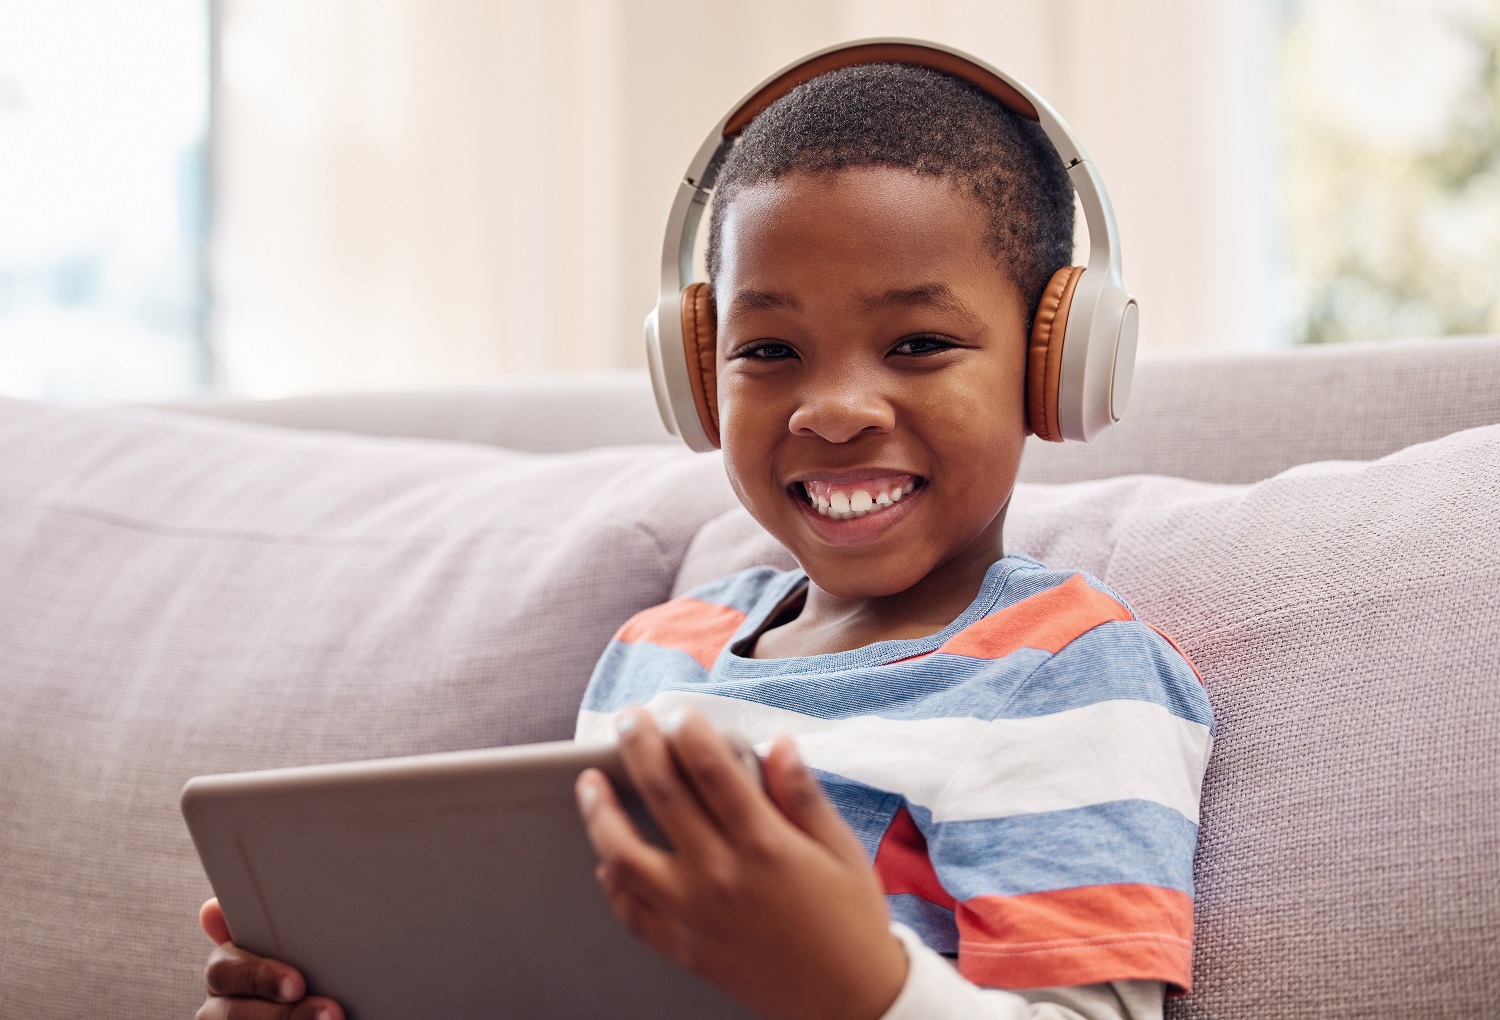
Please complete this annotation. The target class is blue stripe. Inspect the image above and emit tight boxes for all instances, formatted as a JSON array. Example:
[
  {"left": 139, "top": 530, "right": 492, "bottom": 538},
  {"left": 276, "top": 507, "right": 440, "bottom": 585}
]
[
  {"left": 580, "top": 641, "right": 709, "bottom": 712},
  {"left": 810, "top": 767, "right": 901, "bottom": 860},
  {"left": 712, "top": 556, "right": 1068, "bottom": 679},
  {"left": 1006, "top": 622, "right": 1212, "bottom": 729},
  {"left": 681, "top": 566, "right": 791, "bottom": 616},
  {"left": 910, "top": 800, "right": 1199, "bottom": 899},
  {"left": 585, "top": 620, "right": 1209, "bottom": 729},
  {"left": 676, "top": 650, "right": 1050, "bottom": 721},
  {"left": 888, "top": 894, "right": 958, "bottom": 954}
]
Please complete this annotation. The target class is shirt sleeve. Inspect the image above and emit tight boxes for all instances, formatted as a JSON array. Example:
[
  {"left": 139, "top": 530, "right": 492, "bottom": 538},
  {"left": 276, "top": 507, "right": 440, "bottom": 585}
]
[
  {"left": 916, "top": 618, "right": 1214, "bottom": 992},
  {"left": 880, "top": 923, "right": 1165, "bottom": 1020}
]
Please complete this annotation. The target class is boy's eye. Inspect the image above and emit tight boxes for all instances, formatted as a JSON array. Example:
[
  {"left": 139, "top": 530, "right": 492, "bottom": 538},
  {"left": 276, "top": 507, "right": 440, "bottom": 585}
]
[
  {"left": 891, "top": 334, "right": 956, "bottom": 356},
  {"left": 737, "top": 341, "right": 797, "bottom": 360}
]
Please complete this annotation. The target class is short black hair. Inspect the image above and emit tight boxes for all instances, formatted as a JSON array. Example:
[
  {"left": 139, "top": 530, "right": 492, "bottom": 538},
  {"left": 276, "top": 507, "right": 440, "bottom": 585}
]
[{"left": 707, "top": 62, "right": 1075, "bottom": 323}]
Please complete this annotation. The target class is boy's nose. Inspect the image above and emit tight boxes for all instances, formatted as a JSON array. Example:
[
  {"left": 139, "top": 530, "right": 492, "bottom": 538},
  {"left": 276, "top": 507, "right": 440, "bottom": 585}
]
[{"left": 787, "top": 381, "right": 895, "bottom": 444}]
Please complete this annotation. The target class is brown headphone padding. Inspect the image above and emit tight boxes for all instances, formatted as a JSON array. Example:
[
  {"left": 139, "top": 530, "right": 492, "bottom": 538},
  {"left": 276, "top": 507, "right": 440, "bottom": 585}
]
[
  {"left": 680, "top": 282, "right": 721, "bottom": 448},
  {"left": 1027, "top": 266, "right": 1084, "bottom": 443}
]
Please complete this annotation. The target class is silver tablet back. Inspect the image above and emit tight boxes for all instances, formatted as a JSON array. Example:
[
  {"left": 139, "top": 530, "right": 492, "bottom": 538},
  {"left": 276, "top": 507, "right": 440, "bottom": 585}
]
[{"left": 182, "top": 741, "right": 756, "bottom": 1019}]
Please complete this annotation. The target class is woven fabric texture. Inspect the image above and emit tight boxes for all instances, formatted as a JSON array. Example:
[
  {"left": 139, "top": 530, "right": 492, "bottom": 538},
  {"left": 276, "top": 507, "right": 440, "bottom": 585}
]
[
  {"left": 674, "top": 425, "right": 1500, "bottom": 1019},
  {"left": 0, "top": 397, "right": 738, "bottom": 1018}
]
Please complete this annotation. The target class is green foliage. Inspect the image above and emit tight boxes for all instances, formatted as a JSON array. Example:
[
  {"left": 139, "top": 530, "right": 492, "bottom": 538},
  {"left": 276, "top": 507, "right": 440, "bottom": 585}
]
[{"left": 1282, "top": 5, "right": 1500, "bottom": 344}]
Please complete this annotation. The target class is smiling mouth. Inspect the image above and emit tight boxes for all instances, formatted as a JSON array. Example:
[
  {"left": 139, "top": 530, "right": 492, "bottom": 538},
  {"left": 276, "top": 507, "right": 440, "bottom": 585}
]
[{"left": 794, "top": 474, "right": 923, "bottom": 521}]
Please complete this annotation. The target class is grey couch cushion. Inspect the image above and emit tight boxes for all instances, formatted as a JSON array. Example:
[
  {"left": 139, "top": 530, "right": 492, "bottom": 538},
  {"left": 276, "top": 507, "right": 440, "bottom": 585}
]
[
  {"left": 0, "top": 397, "right": 738, "bottom": 1017},
  {"left": 674, "top": 425, "right": 1500, "bottom": 1018}
]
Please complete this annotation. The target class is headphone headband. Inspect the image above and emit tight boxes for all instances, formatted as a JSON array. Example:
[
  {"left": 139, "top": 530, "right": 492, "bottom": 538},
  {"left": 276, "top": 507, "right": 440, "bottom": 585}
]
[
  {"left": 646, "top": 38, "right": 1137, "bottom": 451},
  {"left": 722, "top": 42, "right": 1039, "bottom": 136}
]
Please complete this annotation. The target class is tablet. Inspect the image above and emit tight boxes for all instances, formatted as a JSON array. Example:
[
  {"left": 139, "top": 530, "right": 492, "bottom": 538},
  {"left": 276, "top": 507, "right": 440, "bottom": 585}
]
[{"left": 181, "top": 740, "right": 758, "bottom": 1019}]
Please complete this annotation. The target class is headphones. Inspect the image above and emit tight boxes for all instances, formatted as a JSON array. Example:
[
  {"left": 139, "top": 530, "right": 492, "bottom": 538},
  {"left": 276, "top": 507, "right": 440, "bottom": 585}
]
[{"left": 644, "top": 38, "right": 1138, "bottom": 451}]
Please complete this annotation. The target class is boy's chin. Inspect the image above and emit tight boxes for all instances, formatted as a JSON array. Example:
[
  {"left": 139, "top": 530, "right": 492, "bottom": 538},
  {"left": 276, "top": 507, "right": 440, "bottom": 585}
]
[{"left": 795, "top": 551, "right": 934, "bottom": 601}]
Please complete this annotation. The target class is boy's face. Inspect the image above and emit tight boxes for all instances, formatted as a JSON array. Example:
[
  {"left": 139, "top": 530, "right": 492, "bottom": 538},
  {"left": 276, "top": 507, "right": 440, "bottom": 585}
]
[{"left": 715, "top": 166, "right": 1030, "bottom": 600}]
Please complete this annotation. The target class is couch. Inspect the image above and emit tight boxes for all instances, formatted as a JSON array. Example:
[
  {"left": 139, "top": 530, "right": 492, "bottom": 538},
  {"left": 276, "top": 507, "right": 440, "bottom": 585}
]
[{"left": 2, "top": 336, "right": 1497, "bottom": 1018}]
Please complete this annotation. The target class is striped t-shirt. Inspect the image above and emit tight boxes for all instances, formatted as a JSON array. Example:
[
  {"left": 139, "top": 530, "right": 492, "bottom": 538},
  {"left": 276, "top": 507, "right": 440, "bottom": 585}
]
[{"left": 575, "top": 554, "right": 1213, "bottom": 993}]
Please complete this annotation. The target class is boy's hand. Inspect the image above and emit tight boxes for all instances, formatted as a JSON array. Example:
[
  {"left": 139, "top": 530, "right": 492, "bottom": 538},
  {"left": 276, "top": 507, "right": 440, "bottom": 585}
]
[
  {"left": 195, "top": 898, "right": 345, "bottom": 1020},
  {"left": 576, "top": 708, "right": 908, "bottom": 1020}
]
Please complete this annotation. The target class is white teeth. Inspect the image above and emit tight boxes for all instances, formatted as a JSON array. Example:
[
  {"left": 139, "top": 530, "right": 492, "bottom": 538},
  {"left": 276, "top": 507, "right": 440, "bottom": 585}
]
[{"left": 801, "top": 477, "right": 920, "bottom": 521}]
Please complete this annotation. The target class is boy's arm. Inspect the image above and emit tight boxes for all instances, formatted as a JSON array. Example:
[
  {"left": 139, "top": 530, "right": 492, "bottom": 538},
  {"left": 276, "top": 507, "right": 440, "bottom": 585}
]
[
  {"left": 578, "top": 707, "right": 1162, "bottom": 1020},
  {"left": 882, "top": 923, "right": 1163, "bottom": 1020}
]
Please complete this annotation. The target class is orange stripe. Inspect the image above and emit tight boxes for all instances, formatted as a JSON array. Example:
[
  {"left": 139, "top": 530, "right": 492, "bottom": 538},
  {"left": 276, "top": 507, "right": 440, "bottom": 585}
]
[
  {"left": 872, "top": 806, "right": 955, "bottom": 909},
  {"left": 614, "top": 597, "right": 746, "bottom": 670},
  {"left": 956, "top": 884, "right": 1195, "bottom": 992},
  {"left": 938, "top": 574, "right": 1131, "bottom": 660}
]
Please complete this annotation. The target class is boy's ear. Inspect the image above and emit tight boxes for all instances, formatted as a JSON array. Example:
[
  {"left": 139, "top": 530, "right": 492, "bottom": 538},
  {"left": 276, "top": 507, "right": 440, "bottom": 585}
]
[
  {"left": 1027, "top": 266, "right": 1084, "bottom": 443},
  {"left": 681, "top": 282, "right": 722, "bottom": 448}
]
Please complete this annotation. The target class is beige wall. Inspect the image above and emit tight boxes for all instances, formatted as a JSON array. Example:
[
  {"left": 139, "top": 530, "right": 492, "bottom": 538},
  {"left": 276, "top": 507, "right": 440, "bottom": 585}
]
[{"left": 214, "top": 0, "right": 1275, "bottom": 396}]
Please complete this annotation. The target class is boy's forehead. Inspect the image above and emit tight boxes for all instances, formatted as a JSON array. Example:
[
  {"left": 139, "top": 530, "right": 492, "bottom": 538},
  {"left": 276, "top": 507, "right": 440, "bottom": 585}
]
[{"left": 724, "top": 279, "right": 984, "bottom": 327}]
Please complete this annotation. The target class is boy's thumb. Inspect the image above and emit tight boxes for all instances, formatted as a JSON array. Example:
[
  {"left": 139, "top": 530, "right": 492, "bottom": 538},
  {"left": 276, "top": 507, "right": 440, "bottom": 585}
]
[{"left": 199, "top": 897, "right": 232, "bottom": 945}]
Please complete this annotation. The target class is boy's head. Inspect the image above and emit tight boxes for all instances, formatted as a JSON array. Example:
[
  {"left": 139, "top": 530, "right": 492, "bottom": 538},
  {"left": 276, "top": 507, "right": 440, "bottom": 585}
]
[
  {"left": 708, "top": 63, "right": 1074, "bottom": 332},
  {"left": 707, "top": 62, "right": 1075, "bottom": 600}
]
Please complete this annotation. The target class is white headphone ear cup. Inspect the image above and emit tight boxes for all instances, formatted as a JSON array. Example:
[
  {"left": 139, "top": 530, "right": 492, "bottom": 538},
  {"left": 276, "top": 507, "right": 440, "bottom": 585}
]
[
  {"left": 1027, "top": 266, "right": 1084, "bottom": 442},
  {"left": 644, "top": 307, "right": 681, "bottom": 437},
  {"left": 679, "top": 282, "right": 721, "bottom": 448}
]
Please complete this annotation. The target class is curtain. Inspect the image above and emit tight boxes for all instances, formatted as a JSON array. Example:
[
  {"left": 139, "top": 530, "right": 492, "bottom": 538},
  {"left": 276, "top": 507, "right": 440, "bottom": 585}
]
[{"left": 214, "top": 0, "right": 1275, "bottom": 395}]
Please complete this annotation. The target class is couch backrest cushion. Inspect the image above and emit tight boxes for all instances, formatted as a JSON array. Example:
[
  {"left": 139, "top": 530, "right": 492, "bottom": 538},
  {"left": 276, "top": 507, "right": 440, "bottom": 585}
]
[
  {"left": 173, "top": 337, "right": 1500, "bottom": 486},
  {"left": 166, "top": 371, "right": 678, "bottom": 454},
  {"left": 675, "top": 424, "right": 1500, "bottom": 1018},
  {"left": 0, "top": 397, "right": 738, "bottom": 1017},
  {"left": 1019, "top": 334, "right": 1500, "bottom": 484}
]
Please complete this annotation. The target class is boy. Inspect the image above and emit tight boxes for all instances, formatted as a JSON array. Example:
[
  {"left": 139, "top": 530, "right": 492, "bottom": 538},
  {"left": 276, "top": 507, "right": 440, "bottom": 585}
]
[{"left": 197, "top": 60, "right": 1211, "bottom": 1020}]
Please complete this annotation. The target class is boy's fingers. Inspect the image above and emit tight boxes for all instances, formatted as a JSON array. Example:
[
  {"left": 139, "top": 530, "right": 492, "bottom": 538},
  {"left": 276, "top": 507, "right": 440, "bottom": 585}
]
[
  {"left": 665, "top": 709, "right": 782, "bottom": 847},
  {"left": 576, "top": 768, "right": 680, "bottom": 904},
  {"left": 200, "top": 898, "right": 232, "bottom": 945},
  {"left": 763, "top": 737, "right": 867, "bottom": 866},
  {"left": 195, "top": 997, "right": 342, "bottom": 1020},
  {"left": 612, "top": 709, "right": 725, "bottom": 858},
  {"left": 597, "top": 872, "right": 689, "bottom": 970},
  {"left": 204, "top": 942, "right": 305, "bottom": 1002}
]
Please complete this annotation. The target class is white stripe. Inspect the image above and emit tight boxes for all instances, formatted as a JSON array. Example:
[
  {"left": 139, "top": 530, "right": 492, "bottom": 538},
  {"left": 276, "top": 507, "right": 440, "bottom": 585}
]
[{"left": 576, "top": 692, "right": 1211, "bottom": 824}]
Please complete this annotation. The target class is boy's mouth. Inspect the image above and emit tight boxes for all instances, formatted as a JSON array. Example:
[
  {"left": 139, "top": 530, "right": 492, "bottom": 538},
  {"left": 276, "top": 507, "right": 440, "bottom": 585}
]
[{"left": 795, "top": 474, "right": 922, "bottom": 521}]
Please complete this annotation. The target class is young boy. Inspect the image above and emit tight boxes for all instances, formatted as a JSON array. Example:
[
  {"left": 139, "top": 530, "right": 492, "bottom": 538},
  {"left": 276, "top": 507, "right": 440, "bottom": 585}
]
[{"left": 197, "top": 60, "right": 1211, "bottom": 1020}]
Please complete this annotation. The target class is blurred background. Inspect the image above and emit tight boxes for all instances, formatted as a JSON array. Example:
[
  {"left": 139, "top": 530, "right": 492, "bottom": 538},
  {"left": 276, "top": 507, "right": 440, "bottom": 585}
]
[{"left": 0, "top": 0, "right": 1496, "bottom": 402}]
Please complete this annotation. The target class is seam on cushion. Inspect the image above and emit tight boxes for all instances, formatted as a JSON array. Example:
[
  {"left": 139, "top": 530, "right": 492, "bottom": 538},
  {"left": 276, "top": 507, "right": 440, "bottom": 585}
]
[
  {"left": 623, "top": 517, "right": 680, "bottom": 593},
  {"left": 631, "top": 510, "right": 695, "bottom": 572}
]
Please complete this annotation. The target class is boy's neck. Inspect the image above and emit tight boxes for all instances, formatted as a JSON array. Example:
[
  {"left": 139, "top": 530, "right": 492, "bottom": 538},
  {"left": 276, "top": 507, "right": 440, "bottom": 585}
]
[{"left": 751, "top": 524, "right": 1007, "bottom": 660}]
